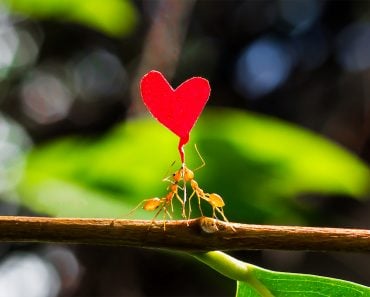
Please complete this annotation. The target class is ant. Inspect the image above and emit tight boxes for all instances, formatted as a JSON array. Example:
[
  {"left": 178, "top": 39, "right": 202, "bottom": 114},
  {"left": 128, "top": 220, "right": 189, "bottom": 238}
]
[
  {"left": 129, "top": 145, "right": 231, "bottom": 229},
  {"left": 128, "top": 177, "right": 184, "bottom": 230},
  {"left": 168, "top": 145, "right": 231, "bottom": 224},
  {"left": 182, "top": 150, "right": 230, "bottom": 223}
]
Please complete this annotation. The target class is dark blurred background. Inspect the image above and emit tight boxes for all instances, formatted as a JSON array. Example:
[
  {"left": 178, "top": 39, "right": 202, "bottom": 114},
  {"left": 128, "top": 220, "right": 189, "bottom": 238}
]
[{"left": 0, "top": 0, "right": 369, "bottom": 296}]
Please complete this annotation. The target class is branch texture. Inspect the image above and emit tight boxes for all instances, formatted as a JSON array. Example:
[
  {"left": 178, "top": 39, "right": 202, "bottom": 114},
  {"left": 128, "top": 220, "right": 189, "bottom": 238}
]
[{"left": 0, "top": 216, "right": 369, "bottom": 252}]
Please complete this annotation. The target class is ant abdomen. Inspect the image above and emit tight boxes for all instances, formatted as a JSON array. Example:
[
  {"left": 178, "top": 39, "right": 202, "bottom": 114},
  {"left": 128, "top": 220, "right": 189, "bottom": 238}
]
[
  {"left": 143, "top": 198, "right": 162, "bottom": 211},
  {"left": 208, "top": 193, "right": 225, "bottom": 208}
]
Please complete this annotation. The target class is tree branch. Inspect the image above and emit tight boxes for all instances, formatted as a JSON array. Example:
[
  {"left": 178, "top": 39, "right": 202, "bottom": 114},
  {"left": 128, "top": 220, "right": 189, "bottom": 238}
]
[{"left": 0, "top": 216, "right": 369, "bottom": 252}]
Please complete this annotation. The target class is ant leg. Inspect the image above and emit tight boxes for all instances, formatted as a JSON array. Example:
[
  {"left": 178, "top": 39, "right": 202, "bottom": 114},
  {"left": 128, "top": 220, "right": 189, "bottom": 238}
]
[
  {"left": 174, "top": 192, "right": 186, "bottom": 219},
  {"left": 211, "top": 206, "right": 217, "bottom": 219},
  {"left": 147, "top": 201, "right": 168, "bottom": 231},
  {"left": 165, "top": 207, "right": 172, "bottom": 219},
  {"left": 187, "top": 190, "right": 196, "bottom": 219},
  {"left": 169, "top": 182, "right": 183, "bottom": 191},
  {"left": 215, "top": 207, "right": 235, "bottom": 231},
  {"left": 170, "top": 197, "right": 174, "bottom": 213},
  {"left": 196, "top": 193, "right": 205, "bottom": 217},
  {"left": 150, "top": 202, "right": 165, "bottom": 223},
  {"left": 215, "top": 207, "right": 229, "bottom": 222},
  {"left": 162, "top": 204, "right": 173, "bottom": 231},
  {"left": 125, "top": 199, "right": 149, "bottom": 217},
  {"left": 162, "top": 206, "right": 167, "bottom": 230},
  {"left": 163, "top": 175, "right": 175, "bottom": 183},
  {"left": 182, "top": 166, "right": 187, "bottom": 206}
]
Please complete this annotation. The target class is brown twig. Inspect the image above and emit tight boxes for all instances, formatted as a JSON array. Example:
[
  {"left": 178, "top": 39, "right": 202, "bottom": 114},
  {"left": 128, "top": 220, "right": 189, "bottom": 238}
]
[{"left": 0, "top": 216, "right": 369, "bottom": 252}]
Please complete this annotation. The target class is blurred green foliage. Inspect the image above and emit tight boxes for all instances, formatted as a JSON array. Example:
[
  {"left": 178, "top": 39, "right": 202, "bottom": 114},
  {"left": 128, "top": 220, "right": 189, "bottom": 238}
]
[
  {"left": 2, "top": 0, "right": 138, "bottom": 37},
  {"left": 17, "top": 108, "right": 369, "bottom": 223}
]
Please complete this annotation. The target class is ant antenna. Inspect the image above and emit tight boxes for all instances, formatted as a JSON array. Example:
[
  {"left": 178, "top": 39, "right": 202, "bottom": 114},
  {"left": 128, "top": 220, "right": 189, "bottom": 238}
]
[
  {"left": 193, "top": 144, "right": 206, "bottom": 172},
  {"left": 162, "top": 160, "right": 176, "bottom": 182}
]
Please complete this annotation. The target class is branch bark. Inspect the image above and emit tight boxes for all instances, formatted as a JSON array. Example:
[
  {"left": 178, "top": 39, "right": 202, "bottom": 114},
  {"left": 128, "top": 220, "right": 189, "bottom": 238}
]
[{"left": 0, "top": 216, "right": 369, "bottom": 252}]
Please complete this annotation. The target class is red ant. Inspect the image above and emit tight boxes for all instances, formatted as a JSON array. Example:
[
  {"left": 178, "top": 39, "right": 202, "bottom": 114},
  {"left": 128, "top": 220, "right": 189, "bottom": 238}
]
[
  {"left": 183, "top": 163, "right": 230, "bottom": 223},
  {"left": 129, "top": 145, "right": 231, "bottom": 229},
  {"left": 170, "top": 145, "right": 231, "bottom": 223},
  {"left": 128, "top": 173, "right": 184, "bottom": 230}
]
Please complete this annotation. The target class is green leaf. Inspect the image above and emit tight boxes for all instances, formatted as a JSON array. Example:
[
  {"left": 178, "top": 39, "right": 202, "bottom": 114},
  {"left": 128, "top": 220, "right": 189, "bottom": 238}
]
[
  {"left": 3, "top": 0, "right": 138, "bottom": 37},
  {"left": 16, "top": 108, "right": 369, "bottom": 222},
  {"left": 237, "top": 265, "right": 370, "bottom": 297},
  {"left": 193, "top": 251, "right": 370, "bottom": 297}
]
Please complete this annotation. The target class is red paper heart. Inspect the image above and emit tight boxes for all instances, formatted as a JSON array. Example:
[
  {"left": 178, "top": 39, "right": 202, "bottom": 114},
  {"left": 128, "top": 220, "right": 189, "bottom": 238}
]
[{"left": 140, "top": 70, "right": 211, "bottom": 162}]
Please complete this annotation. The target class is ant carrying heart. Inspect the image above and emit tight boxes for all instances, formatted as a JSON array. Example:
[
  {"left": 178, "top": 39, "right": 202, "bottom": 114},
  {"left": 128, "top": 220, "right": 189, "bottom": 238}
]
[
  {"left": 128, "top": 145, "right": 231, "bottom": 230},
  {"left": 130, "top": 70, "right": 233, "bottom": 230}
]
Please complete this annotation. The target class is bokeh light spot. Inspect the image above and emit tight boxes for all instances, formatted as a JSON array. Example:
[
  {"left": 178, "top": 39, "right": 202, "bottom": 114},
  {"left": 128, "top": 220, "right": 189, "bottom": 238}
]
[
  {"left": 44, "top": 247, "right": 80, "bottom": 293},
  {"left": 20, "top": 70, "right": 74, "bottom": 124},
  {"left": 279, "top": 0, "right": 321, "bottom": 34},
  {"left": 0, "top": 114, "right": 30, "bottom": 195},
  {"left": 235, "top": 37, "right": 293, "bottom": 99},
  {"left": 0, "top": 253, "right": 60, "bottom": 297},
  {"left": 336, "top": 22, "right": 370, "bottom": 72},
  {"left": 72, "top": 49, "right": 127, "bottom": 101},
  {"left": 12, "top": 29, "right": 40, "bottom": 69},
  {"left": 0, "top": 25, "right": 19, "bottom": 79}
]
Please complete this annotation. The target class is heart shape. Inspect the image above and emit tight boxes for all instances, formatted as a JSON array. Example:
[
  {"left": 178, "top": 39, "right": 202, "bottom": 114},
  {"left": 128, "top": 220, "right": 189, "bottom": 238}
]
[{"left": 140, "top": 70, "right": 211, "bottom": 162}]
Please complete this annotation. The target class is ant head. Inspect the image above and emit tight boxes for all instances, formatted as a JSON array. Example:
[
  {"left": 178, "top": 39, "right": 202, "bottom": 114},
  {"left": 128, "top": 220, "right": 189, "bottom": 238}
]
[
  {"left": 183, "top": 167, "right": 194, "bottom": 182},
  {"left": 172, "top": 170, "right": 182, "bottom": 182}
]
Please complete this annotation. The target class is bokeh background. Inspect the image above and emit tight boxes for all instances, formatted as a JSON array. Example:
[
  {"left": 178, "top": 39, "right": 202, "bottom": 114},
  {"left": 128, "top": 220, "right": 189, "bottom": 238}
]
[{"left": 0, "top": 0, "right": 369, "bottom": 296}]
